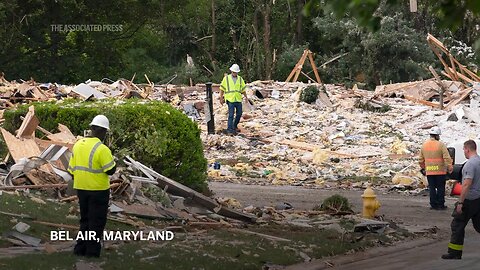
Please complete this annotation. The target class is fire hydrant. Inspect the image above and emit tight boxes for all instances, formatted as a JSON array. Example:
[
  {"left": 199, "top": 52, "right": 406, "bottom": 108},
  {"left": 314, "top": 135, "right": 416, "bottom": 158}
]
[{"left": 362, "top": 186, "right": 380, "bottom": 219}]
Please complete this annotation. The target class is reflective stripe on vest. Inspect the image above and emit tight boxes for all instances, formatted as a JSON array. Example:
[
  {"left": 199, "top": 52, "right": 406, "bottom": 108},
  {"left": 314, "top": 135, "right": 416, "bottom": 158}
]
[
  {"left": 422, "top": 140, "right": 447, "bottom": 175},
  {"left": 224, "top": 75, "right": 244, "bottom": 93},
  {"left": 68, "top": 142, "right": 114, "bottom": 173},
  {"left": 69, "top": 138, "right": 115, "bottom": 191}
]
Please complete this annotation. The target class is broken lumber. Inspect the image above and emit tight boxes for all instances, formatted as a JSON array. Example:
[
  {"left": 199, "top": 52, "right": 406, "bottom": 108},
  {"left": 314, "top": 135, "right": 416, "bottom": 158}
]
[
  {"left": 47, "top": 124, "right": 76, "bottom": 144},
  {"left": 16, "top": 106, "right": 39, "bottom": 139},
  {"left": 445, "top": 87, "right": 473, "bottom": 110},
  {"left": 404, "top": 95, "right": 440, "bottom": 108},
  {"left": 0, "top": 184, "right": 68, "bottom": 190},
  {"left": 125, "top": 156, "right": 256, "bottom": 223},
  {"left": 1, "top": 128, "right": 41, "bottom": 163}
]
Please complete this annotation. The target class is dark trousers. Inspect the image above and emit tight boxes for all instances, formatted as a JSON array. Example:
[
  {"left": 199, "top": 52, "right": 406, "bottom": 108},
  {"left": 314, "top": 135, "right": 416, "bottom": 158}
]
[
  {"left": 227, "top": 101, "right": 242, "bottom": 132},
  {"left": 74, "top": 189, "right": 109, "bottom": 257},
  {"left": 427, "top": 174, "right": 446, "bottom": 208},
  {"left": 447, "top": 197, "right": 480, "bottom": 256}
]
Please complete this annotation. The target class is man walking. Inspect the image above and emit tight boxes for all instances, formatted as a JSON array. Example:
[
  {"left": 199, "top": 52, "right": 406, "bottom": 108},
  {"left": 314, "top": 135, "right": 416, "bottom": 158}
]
[
  {"left": 219, "top": 64, "right": 248, "bottom": 135},
  {"left": 68, "top": 115, "right": 116, "bottom": 257},
  {"left": 419, "top": 126, "right": 453, "bottom": 210},
  {"left": 442, "top": 140, "right": 480, "bottom": 259}
]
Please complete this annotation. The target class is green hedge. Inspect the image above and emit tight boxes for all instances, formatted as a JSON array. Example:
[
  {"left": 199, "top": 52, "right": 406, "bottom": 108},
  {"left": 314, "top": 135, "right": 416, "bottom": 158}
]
[{"left": 3, "top": 99, "right": 208, "bottom": 192}]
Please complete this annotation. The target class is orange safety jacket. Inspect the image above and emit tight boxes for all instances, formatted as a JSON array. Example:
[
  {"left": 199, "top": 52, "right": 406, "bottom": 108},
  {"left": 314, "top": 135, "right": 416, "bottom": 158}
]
[{"left": 419, "top": 138, "right": 453, "bottom": 176}]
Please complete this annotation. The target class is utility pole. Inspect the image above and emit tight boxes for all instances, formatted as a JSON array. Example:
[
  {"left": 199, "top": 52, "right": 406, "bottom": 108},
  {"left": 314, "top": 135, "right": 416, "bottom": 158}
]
[{"left": 205, "top": 83, "right": 215, "bottom": 134}]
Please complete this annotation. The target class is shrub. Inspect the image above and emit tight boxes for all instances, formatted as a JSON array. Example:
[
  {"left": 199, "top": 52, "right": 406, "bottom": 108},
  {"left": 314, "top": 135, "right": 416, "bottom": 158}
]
[
  {"left": 3, "top": 99, "right": 208, "bottom": 192},
  {"left": 300, "top": 85, "right": 320, "bottom": 104},
  {"left": 316, "top": 194, "right": 353, "bottom": 214}
]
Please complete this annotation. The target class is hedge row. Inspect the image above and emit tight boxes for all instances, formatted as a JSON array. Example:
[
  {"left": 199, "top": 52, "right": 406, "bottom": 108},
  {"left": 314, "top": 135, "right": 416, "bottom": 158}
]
[{"left": 3, "top": 99, "right": 208, "bottom": 192}]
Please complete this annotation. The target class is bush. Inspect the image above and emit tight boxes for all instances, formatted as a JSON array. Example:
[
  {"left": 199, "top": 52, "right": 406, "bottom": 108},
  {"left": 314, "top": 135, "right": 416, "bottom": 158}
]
[
  {"left": 300, "top": 85, "right": 320, "bottom": 104},
  {"left": 3, "top": 99, "right": 208, "bottom": 192},
  {"left": 317, "top": 194, "right": 353, "bottom": 214}
]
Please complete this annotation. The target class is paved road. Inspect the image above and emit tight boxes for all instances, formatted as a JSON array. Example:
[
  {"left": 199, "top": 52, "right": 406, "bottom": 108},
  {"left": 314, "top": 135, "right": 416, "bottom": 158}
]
[{"left": 209, "top": 182, "right": 480, "bottom": 270}]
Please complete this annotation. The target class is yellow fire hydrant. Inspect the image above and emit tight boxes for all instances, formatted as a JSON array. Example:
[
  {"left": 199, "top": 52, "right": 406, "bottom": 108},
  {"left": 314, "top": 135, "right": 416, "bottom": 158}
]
[{"left": 362, "top": 186, "right": 380, "bottom": 219}]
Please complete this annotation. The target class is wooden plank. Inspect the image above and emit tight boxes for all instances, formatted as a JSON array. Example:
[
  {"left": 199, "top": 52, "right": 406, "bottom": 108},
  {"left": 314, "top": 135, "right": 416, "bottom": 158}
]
[
  {"left": 35, "top": 138, "right": 74, "bottom": 151},
  {"left": 47, "top": 124, "right": 76, "bottom": 144},
  {"left": 286, "top": 50, "right": 308, "bottom": 82},
  {"left": 448, "top": 54, "right": 459, "bottom": 81},
  {"left": 447, "top": 67, "right": 474, "bottom": 83},
  {"left": 318, "top": 91, "right": 333, "bottom": 107},
  {"left": 307, "top": 50, "right": 322, "bottom": 83},
  {"left": 404, "top": 95, "right": 440, "bottom": 108},
  {"left": 0, "top": 184, "right": 67, "bottom": 190},
  {"left": 125, "top": 156, "right": 256, "bottom": 223},
  {"left": 1, "top": 128, "right": 41, "bottom": 163},
  {"left": 16, "top": 106, "right": 39, "bottom": 139},
  {"left": 445, "top": 87, "right": 473, "bottom": 110},
  {"left": 374, "top": 79, "right": 434, "bottom": 96},
  {"left": 113, "top": 202, "right": 166, "bottom": 219},
  {"left": 292, "top": 51, "right": 308, "bottom": 82},
  {"left": 26, "top": 169, "right": 63, "bottom": 185}
]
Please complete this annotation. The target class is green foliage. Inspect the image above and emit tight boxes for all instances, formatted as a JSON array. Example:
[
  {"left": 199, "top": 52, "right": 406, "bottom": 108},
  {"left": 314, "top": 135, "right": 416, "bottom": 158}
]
[
  {"left": 318, "top": 194, "right": 352, "bottom": 213},
  {"left": 300, "top": 85, "right": 319, "bottom": 104},
  {"left": 312, "top": 12, "right": 434, "bottom": 88},
  {"left": 3, "top": 100, "right": 208, "bottom": 192},
  {"left": 274, "top": 44, "right": 310, "bottom": 82}
]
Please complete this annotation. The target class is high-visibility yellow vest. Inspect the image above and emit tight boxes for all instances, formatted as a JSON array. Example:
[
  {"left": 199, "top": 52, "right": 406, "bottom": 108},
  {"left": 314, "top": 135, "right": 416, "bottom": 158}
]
[
  {"left": 68, "top": 137, "right": 115, "bottom": 190},
  {"left": 419, "top": 139, "right": 452, "bottom": 175},
  {"left": 220, "top": 74, "right": 246, "bottom": 102}
]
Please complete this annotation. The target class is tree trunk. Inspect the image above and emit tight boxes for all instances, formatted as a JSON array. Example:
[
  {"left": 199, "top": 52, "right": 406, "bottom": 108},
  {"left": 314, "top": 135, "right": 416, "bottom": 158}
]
[
  {"left": 210, "top": 0, "right": 217, "bottom": 70},
  {"left": 253, "top": 7, "right": 262, "bottom": 78},
  {"left": 262, "top": 0, "right": 273, "bottom": 80},
  {"left": 295, "top": 0, "right": 304, "bottom": 44}
]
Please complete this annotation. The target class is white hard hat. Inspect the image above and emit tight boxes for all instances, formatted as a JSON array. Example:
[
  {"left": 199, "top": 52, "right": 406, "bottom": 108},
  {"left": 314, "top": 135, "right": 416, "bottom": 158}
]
[
  {"left": 429, "top": 126, "right": 441, "bottom": 135},
  {"left": 90, "top": 115, "right": 110, "bottom": 130},
  {"left": 229, "top": 64, "right": 240, "bottom": 73}
]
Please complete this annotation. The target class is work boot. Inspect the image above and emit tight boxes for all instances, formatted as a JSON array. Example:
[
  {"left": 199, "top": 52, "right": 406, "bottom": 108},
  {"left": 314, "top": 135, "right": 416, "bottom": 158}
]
[{"left": 441, "top": 253, "right": 462, "bottom": 260}]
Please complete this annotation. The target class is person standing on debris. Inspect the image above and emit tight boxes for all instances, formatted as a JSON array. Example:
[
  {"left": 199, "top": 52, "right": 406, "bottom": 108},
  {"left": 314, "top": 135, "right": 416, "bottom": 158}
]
[
  {"left": 219, "top": 63, "right": 249, "bottom": 135},
  {"left": 419, "top": 126, "right": 453, "bottom": 210},
  {"left": 442, "top": 140, "right": 480, "bottom": 259},
  {"left": 68, "top": 115, "right": 116, "bottom": 257}
]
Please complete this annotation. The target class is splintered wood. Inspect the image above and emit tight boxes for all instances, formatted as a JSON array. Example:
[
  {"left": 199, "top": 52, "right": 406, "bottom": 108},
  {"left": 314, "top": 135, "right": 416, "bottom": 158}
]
[
  {"left": 427, "top": 34, "right": 480, "bottom": 84},
  {"left": 1, "top": 128, "right": 41, "bottom": 163}
]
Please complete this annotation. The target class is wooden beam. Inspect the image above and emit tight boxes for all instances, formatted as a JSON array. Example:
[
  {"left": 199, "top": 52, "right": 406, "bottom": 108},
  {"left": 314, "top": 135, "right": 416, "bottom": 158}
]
[
  {"left": 404, "top": 95, "right": 440, "bottom": 108},
  {"left": 125, "top": 156, "right": 257, "bottom": 223},
  {"left": 286, "top": 50, "right": 308, "bottom": 82},
  {"left": 0, "top": 184, "right": 68, "bottom": 190},
  {"left": 307, "top": 50, "right": 322, "bottom": 83},
  {"left": 16, "top": 106, "right": 39, "bottom": 139},
  {"left": 445, "top": 87, "right": 473, "bottom": 110}
]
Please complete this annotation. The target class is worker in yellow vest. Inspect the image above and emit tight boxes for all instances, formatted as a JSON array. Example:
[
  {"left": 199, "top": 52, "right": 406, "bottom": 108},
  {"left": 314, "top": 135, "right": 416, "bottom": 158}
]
[
  {"left": 68, "top": 115, "right": 116, "bottom": 257},
  {"left": 219, "top": 64, "right": 248, "bottom": 135},
  {"left": 419, "top": 126, "right": 453, "bottom": 210}
]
